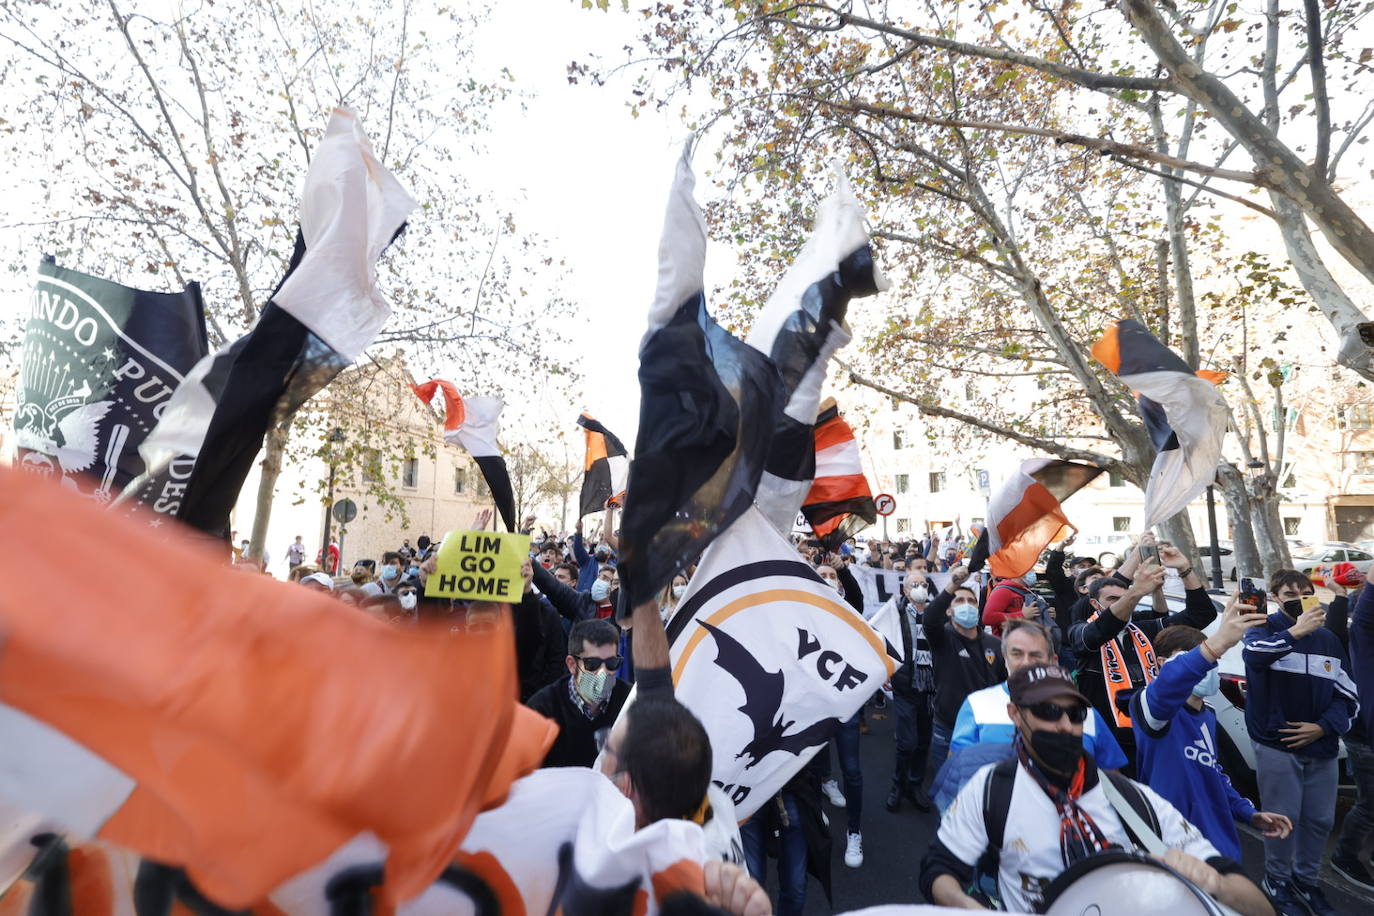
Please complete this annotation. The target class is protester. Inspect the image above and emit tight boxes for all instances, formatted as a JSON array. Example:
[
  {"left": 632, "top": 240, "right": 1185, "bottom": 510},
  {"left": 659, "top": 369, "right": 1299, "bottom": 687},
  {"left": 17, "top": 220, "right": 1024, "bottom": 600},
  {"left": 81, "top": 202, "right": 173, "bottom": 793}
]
[
  {"left": 1067, "top": 540, "right": 1217, "bottom": 770},
  {"left": 525, "top": 618, "right": 629, "bottom": 767},
  {"left": 923, "top": 566, "right": 1007, "bottom": 777},
  {"left": 573, "top": 508, "right": 618, "bottom": 590},
  {"left": 877, "top": 569, "right": 935, "bottom": 813},
  {"left": 1132, "top": 599, "right": 1292, "bottom": 863},
  {"left": 920, "top": 664, "right": 1274, "bottom": 914},
  {"left": 1243, "top": 569, "right": 1358, "bottom": 915},
  {"left": 286, "top": 535, "right": 305, "bottom": 574},
  {"left": 531, "top": 558, "right": 606, "bottom": 623},
  {"left": 514, "top": 557, "right": 568, "bottom": 702},
  {"left": 981, "top": 569, "right": 1049, "bottom": 639},
  {"left": 942, "top": 618, "right": 1127, "bottom": 807},
  {"left": 299, "top": 571, "right": 334, "bottom": 592},
  {"left": 1326, "top": 572, "right": 1374, "bottom": 889}
]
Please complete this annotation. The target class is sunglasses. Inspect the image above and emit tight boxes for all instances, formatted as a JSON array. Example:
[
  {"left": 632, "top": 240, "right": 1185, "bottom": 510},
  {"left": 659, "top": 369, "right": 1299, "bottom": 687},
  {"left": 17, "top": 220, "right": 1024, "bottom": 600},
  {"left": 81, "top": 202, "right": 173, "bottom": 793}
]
[
  {"left": 576, "top": 655, "right": 624, "bottom": 673},
  {"left": 1019, "top": 701, "right": 1089, "bottom": 724}
]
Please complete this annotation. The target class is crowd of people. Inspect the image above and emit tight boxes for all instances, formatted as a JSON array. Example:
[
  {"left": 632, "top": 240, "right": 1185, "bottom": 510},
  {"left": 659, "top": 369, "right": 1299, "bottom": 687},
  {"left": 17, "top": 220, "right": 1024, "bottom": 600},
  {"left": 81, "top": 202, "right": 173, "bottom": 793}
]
[{"left": 250, "top": 514, "right": 1371, "bottom": 916}]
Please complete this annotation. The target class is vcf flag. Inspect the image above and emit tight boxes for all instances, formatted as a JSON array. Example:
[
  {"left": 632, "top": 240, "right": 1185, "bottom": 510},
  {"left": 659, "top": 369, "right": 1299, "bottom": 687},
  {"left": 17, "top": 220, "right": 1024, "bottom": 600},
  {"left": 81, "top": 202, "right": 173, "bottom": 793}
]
[
  {"left": 618, "top": 143, "right": 785, "bottom": 608},
  {"left": 966, "top": 458, "right": 1103, "bottom": 577},
  {"left": 121, "top": 107, "right": 415, "bottom": 535},
  {"left": 1092, "top": 319, "right": 1229, "bottom": 530},
  {"left": 412, "top": 378, "right": 516, "bottom": 532},
  {"left": 801, "top": 400, "right": 876, "bottom": 550},
  {"left": 13, "top": 258, "right": 207, "bottom": 500},
  {"left": 1, "top": 769, "right": 705, "bottom": 914},
  {"left": 666, "top": 506, "right": 896, "bottom": 819},
  {"left": 0, "top": 465, "right": 555, "bottom": 908},
  {"left": 744, "top": 168, "right": 887, "bottom": 535},
  {"left": 577, "top": 413, "right": 629, "bottom": 517}
]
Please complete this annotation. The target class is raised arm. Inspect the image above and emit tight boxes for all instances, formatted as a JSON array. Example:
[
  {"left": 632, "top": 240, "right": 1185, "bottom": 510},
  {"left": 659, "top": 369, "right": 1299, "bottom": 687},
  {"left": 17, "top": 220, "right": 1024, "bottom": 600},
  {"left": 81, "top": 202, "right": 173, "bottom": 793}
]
[
  {"left": 602, "top": 503, "right": 620, "bottom": 553},
  {"left": 835, "top": 561, "right": 865, "bottom": 613},
  {"left": 572, "top": 517, "right": 590, "bottom": 566},
  {"left": 531, "top": 561, "right": 593, "bottom": 622}
]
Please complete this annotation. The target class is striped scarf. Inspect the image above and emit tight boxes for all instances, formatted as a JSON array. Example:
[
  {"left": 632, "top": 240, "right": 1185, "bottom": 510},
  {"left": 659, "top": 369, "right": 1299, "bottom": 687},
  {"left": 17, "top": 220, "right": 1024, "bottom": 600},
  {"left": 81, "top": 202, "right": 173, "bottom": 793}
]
[
  {"left": 1016, "top": 737, "right": 1116, "bottom": 866},
  {"left": 1089, "top": 610, "right": 1159, "bottom": 727}
]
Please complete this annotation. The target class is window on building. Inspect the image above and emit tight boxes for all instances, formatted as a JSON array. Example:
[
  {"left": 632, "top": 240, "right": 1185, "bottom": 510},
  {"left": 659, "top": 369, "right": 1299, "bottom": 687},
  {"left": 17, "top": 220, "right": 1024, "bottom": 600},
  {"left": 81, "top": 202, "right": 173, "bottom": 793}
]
[
  {"left": 359, "top": 447, "right": 382, "bottom": 484},
  {"left": 965, "top": 380, "right": 976, "bottom": 401},
  {"left": 895, "top": 473, "right": 909, "bottom": 494},
  {"left": 1351, "top": 404, "right": 1374, "bottom": 430},
  {"left": 972, "top": 517, "right": 985, "bottom": 527},
  {"left": 929, "top": 471, "right": 945, "bottom": 493},
  {"left": 893, "top": 430, "right": 905, "bottom": 450},
  {"left": 454, "top": 467, "right": 466, "bottom": 494},
  {"left": 401, "top": 457, "right": 419, "bottom": 489},
  {"left": 1112, "top": 516, "right": 1131, "bottom": 532},
  {"left": 1108, "top": 471, "right": 1126, "bottom": 487},
  {"left": 1283, "top": 517, "right": 1301, "bottom": 536},
  {"left": 896, "top": 519, "right": 910, "bottom": 534},
  {"left": 1352, "top": 451, "right": 1374, "bottom": 475},
  {"left": 1281, "top": 469, "right": 1297, "bottom": 489}
]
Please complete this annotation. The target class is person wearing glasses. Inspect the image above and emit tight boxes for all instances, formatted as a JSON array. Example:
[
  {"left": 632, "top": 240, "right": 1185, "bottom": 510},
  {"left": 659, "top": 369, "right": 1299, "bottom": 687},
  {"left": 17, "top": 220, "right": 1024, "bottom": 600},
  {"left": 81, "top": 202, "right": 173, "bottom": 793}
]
[
  {"left": 524, "top": 618, "right": 630, "bottom": 768},
  {"left": 920, "top": 664, "right": 1272, "bottom": 915}
]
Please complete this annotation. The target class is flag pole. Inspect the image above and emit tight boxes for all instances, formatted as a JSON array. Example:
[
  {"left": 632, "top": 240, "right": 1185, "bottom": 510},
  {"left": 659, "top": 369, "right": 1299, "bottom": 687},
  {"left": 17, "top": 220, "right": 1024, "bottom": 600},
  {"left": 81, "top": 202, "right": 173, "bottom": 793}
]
[{"left": 1205, "top": 484, "right": 1224, "bottom": 590}]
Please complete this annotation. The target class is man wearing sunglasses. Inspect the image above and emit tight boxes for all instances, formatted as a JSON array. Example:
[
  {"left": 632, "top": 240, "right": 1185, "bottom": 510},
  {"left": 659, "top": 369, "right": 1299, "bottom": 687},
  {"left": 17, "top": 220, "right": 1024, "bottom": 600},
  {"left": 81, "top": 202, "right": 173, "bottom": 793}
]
[
  {"left": 921, "top": 664, "right": 1272, "bottom": 915},
  {"left": 525, "top": 618, "right": 630, "bottom": 768}
]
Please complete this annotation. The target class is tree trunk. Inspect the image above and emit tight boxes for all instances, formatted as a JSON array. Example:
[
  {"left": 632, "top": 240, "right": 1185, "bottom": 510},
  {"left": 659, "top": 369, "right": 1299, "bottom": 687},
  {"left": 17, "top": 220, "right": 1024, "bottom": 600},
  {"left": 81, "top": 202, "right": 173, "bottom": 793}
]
[
  {"left": 1215, "top": 462, "right": 1262, "bottom": 580},
  {"left": 249, "top": 419, "right": 291, "bottom": 568},
  {"left": 1248, "top": 472, "right": 1293, "bottom": 576}
]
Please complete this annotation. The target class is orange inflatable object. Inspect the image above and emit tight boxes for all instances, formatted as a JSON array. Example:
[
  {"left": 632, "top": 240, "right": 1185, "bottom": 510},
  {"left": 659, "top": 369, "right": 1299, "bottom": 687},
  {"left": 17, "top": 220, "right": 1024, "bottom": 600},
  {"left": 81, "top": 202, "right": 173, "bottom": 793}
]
[{"left": 0, "top": 465, "right": 555, "bottom": 907}]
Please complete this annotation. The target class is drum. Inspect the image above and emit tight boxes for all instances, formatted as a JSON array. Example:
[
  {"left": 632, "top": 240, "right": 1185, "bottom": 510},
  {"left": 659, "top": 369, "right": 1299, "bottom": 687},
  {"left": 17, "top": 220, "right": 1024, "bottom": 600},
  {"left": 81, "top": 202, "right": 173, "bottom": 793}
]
[{"left": 1040, "top": 850, "right": 1240, "bottom": 916}]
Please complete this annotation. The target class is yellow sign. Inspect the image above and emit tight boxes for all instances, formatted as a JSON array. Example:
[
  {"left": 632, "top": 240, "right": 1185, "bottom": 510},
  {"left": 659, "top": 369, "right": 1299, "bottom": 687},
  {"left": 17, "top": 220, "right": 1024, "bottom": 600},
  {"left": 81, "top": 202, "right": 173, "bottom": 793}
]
[{"left": 425, "top": 529, "right": 529, "bottom": 601}]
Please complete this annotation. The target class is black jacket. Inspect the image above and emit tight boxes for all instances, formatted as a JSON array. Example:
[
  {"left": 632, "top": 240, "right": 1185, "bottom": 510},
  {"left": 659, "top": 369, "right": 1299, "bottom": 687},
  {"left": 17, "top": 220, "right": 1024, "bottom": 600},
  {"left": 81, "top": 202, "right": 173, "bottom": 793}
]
[
  {"left": 514, "top": 590, "right": 568, "bottom": 702},
  {"left": 922, "top": 589, "right": 1007, "bottom": 726},
  {"left": 1045, "top": 549, "right": 1078, "bottom": 619},
  {"left": 525, "top": 675, "right": 631, "bottom": 768},
  {"left": 532, "top": 562, "right": 601, "bottom": 623}
]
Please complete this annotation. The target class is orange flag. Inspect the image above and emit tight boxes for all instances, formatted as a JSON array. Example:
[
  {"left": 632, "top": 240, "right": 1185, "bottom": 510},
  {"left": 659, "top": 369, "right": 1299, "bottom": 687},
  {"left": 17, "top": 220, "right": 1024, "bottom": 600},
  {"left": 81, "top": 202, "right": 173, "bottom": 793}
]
[{"left": 0, "top": 466, "right": 555, "bottom": 907}]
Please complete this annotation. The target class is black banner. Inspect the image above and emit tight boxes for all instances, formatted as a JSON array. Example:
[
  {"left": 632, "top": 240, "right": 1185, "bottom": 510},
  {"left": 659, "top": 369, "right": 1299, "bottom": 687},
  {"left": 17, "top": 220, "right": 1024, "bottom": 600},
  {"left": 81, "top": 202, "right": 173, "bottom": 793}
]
[{"left": 13, "top": 258, "right": 207, "bottom": 501}]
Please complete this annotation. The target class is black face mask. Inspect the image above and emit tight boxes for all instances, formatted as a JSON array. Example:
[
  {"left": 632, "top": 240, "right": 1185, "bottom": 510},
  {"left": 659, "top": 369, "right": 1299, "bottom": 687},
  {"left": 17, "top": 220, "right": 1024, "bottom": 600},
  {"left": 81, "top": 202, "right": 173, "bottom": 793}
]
[
  {"left": 1026, "top": 728, "right": 1083, "bottom": 785},
  {"left": 1282, "top": 598, "right": 1305, "bottom": 618}
]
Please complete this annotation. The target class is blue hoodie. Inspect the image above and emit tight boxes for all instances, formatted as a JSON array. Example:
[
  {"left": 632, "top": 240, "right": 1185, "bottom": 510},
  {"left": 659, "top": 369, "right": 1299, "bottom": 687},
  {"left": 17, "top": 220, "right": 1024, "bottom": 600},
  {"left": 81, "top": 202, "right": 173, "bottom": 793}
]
[
  {"left": 1242, "top": 609, "right": 1358, "bottom": 759},
  {"left": 1132, "top": 646, "right": 1256, "bottom": 860}
]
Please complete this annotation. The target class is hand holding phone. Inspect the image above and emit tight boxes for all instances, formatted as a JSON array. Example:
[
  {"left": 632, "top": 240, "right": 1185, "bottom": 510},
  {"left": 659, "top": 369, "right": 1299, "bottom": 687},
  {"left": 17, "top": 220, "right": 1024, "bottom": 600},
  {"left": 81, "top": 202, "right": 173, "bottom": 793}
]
[
  {"left": 1239, "top": 578, "right": 1265, "bottom": 609},
  {"left": 1138, "top": 543, "right": 1160, "bottom": 565}
]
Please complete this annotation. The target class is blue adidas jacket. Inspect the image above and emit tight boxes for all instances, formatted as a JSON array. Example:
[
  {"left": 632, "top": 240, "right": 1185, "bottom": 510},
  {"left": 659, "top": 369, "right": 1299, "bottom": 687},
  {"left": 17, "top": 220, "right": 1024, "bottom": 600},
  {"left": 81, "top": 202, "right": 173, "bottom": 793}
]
[
  {"left": 1132, "top": 647, "right": 1256, "bottom": 861},
  {"left": 1242, "top": 610, "right": 1358, "bottom": 759}
]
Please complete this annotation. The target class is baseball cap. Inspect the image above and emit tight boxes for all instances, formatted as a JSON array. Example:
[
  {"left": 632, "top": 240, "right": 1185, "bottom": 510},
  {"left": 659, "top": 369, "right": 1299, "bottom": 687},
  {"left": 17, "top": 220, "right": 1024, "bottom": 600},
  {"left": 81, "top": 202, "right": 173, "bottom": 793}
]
[
  {"left": 1008, "top": 664, "right": 1088, "bottom": 707},
  {"left": 300, "top": 572, "right": 335, "bottom": 591}
]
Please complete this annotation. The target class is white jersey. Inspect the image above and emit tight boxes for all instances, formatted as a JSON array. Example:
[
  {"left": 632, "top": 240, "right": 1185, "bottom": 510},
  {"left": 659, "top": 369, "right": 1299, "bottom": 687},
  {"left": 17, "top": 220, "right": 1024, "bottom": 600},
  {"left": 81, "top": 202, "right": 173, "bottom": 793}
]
[{"left": 938, "top": 761, "right": 1220, "bottom": 913}]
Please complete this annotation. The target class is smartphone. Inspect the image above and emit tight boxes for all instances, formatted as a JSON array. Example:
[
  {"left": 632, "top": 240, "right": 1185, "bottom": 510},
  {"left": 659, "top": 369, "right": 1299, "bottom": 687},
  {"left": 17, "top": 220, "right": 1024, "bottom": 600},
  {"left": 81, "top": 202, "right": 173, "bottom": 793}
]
[
  {"left": 1239, "top": 578, "right": 1265, "bottom": 609},
  {"left": 1300, "top": 594, "right": 1322, "bottom": 614},
  {"left": 1138, "top": 543, "right": 1160, "bottom": 564}
]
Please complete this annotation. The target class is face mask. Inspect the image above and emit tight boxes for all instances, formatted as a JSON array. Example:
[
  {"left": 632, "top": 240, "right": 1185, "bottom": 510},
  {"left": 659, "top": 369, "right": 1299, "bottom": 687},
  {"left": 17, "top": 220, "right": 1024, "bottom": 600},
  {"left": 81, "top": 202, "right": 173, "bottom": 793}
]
[
  {"left": 1027, "top": 728, "right": 1083, "bottom": 783},
  {"left": 408, "top": 566, "right": 419, "bottom": 577},
  {"left": 382, "top": 566, "right": 399, "bottom": 581},
  {"left": 832, "top": 578, "right": 845, "bottom": 594},
  {"left": 575, "top": 668, "right": 612, "bottom": 705},
  {"left": 398, "top": 593, "right": 417, "bottom": 611},
  {"left": 591, "top": 580, "right": 611, "bottom": 602},
  {"left": 672, "top": 585, "right": 688, "bottom": 599},
  {"left": 1193, "top": 668, "right": 1221, "bottom": 698},
  {"left": 909, "top": 585, "right": 929, "bottom": 604},
  {"left": 595, "top": 552, "right": 610, "bottom": 564},
  {"left": 1022, "top": 571, "right": 1037, "bottom": 586},
  {"left": 953, "top": 603, "right": 980, "bottom": 628},
  {"left": 1282, "top": 598, "right": 1305, "bottom": 618}
]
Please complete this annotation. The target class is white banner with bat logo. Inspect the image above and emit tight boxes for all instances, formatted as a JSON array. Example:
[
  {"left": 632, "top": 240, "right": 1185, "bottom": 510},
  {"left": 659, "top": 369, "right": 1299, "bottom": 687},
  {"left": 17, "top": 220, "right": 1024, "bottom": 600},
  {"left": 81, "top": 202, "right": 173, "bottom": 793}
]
[{"left": 665, "top": 507, "right": 897, "bottom": 820}]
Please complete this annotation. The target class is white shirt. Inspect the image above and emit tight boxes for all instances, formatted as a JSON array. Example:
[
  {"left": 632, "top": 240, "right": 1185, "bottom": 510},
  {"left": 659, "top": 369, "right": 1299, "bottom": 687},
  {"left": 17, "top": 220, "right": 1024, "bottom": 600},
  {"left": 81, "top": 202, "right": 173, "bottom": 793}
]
[{"left": 938, "top": 761, "right": 1220, "bottom": 913}]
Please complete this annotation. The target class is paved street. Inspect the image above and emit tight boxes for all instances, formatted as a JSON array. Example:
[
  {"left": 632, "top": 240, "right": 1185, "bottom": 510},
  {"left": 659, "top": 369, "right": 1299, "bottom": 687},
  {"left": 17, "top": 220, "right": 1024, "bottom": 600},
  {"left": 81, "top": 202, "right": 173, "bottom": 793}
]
[{"left": 760, "top": 701, "right": 1372, "bottom": 914}]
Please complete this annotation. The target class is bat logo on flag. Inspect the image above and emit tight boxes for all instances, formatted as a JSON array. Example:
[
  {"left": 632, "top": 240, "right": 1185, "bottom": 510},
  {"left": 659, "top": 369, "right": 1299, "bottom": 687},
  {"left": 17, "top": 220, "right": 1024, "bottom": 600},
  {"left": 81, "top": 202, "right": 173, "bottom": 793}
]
[{"left": 699, "top": 621, "right": 843, "bottom": 769}]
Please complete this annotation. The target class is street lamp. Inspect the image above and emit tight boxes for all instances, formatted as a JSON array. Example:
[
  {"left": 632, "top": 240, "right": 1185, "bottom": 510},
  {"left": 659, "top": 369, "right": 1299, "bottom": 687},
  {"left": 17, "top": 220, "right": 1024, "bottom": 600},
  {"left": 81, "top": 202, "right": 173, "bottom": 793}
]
[{"left": 320, "top": 427, "right": 346, "bottom": 574}]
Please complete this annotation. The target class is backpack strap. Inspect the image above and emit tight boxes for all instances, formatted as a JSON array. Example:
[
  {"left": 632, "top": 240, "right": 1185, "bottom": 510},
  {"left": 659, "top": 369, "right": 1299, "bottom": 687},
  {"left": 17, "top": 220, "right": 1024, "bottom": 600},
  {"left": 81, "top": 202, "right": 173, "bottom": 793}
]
[
  {"left": 1100, "top": 770, "right": 1164, "bottom": 855},
  {"left": 970, "top": 757, "right": 1018, "bottom": 905}
]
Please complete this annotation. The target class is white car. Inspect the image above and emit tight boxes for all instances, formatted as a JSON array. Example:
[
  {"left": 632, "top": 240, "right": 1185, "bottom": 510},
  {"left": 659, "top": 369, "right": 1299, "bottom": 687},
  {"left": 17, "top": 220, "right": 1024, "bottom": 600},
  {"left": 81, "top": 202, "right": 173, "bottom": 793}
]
[{"left": 1291, "top": 543, "right": 1374, "bottom": 581}]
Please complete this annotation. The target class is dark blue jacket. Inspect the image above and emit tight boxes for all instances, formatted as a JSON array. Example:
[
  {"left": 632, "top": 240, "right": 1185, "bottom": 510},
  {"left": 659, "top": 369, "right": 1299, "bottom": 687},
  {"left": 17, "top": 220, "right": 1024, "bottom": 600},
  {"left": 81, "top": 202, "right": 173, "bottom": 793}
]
[
  {"left": 1327, "top": 591, "right": 1371, "bottom": 743},
  {"left": 1242, "top": 609, "right": 1359, "bottom": 759}
]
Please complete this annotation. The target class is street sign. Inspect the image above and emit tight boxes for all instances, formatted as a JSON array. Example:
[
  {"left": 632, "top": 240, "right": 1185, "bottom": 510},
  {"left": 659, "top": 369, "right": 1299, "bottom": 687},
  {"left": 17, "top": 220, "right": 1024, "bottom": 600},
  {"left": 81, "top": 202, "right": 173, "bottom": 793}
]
[
  {"left": 874, "top": 493, "right": 897, "bottom": 517},
  {"left": 977, "top": 469, "right": 991, "bottom": 495},
  {"left": 332, "top": 498, "right": 358, "bottom": 524}
]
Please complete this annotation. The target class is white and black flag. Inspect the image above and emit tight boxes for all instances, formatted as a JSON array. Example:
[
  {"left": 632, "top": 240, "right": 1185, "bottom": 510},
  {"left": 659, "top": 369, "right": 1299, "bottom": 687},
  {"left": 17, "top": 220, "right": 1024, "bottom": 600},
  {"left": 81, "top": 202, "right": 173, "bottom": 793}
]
[
  {"left": 665, "top": 507, "right": 897, "bottom": 819},
  {"left": 121, "top": 108, "right": 416, "bottom": 534},
  {"left": 13, "top": 259, "right": 208, "bottom": 502}
]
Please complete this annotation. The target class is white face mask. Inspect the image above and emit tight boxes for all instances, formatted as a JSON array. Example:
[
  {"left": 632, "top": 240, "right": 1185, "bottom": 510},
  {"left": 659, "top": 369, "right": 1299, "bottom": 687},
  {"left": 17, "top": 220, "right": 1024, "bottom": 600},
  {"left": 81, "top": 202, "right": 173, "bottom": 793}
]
[
  {"left": 909, "top": 585, "right": 929, "bottom": 604},
  {"left": 398, "top": 593, "right": 417, "bottom": 611},
  {"left": 672, "top": 584, "right": 688, "bottom": 599}
]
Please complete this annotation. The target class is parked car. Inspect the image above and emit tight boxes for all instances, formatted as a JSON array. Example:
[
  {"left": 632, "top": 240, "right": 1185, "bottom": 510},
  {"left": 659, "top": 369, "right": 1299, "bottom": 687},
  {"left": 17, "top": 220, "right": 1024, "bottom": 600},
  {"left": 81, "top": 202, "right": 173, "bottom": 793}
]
[
  {"left": 1291, "top": 543, "right": 1374, "bottom": 582},
  {"left": 1196, "top": 541, "right": 1239, "bottom": 581}
]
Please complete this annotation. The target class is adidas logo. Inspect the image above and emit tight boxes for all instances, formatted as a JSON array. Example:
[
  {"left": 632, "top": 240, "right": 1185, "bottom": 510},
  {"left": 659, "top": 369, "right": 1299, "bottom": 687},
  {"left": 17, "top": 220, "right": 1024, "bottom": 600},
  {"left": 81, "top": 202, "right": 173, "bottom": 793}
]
[{"left": 1183, "top": 730, "right": 1220, "bottom": 770}]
